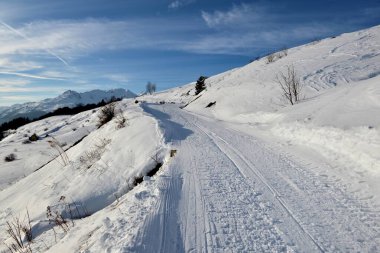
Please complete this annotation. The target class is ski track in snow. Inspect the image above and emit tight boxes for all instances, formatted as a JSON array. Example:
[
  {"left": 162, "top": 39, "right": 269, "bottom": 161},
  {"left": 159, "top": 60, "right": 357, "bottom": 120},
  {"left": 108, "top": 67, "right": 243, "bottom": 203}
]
[{"left": 132, "top": 104, "right": 380, "bottom": 252}]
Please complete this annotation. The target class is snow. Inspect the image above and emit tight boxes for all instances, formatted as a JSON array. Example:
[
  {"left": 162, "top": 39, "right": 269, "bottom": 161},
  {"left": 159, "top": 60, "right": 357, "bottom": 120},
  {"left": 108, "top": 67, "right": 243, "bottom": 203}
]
[
  {"left": 1, "top": 25, "right": 380, "bottom": 252},
  {"left": 0, "top": 111, "right": 99, "bottom": 190}
]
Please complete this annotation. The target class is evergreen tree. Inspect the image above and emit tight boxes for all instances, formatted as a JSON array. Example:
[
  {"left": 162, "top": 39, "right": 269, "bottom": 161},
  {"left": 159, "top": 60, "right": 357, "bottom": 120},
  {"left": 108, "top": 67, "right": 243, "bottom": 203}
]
[{"left": 195, "top": 76, "right": 207, "bottom": 95}]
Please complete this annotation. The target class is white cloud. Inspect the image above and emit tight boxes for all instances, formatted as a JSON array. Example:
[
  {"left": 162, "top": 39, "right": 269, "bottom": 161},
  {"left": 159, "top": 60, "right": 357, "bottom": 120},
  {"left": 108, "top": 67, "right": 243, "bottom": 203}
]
[
  {"left": 0, "top": 18, "right": 198, "bottom": 63},
  {"left": 181, "top": 24, "right": 334, "bottom": 55},
  {"left": 0, "top": 95, "right": 43, "bottom": 101},
  {"left": 0, "top": 71, "right": 66, "bottom": 81},
  {"left": 201, "top": 3, "right": 256, "bottom": 28},
  {"left": 0, "top": 85, "right": 71, "bottom": 92},
  {"left": 0, "top": 19, "right": 132, "bottom": 59},
  {"left": 168, "top": 0, "right": 196, "bottom": 9},
  {"left": 0, "top": 13, "right": 338, "bottom": 70},
  {"left": 0, "top": 58, "right": 43, "bottom": 72},
  {"left": 104, "top": 74, "right": 129, "bottom": 83},
  {"left": 0, "top": 94, "right": 52, "bottom": 105},
  {"left": 194, "top": 2, "right": 342, "bottom": 55},
  {"left": 0, "top": 79, "right": 30, "bottom": 87}
]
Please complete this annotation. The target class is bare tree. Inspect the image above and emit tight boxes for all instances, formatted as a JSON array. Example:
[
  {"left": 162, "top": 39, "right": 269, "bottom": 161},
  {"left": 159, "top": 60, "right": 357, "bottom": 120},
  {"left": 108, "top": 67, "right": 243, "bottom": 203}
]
[
  {"left": 146, "top": 82, "right": 156, "bottom": 95},
  {"left": 152, "top": 83, "right": 156, "bottom": 93},
  {"left": 275, "top": 65, "right": 302, "bottom": 105}
]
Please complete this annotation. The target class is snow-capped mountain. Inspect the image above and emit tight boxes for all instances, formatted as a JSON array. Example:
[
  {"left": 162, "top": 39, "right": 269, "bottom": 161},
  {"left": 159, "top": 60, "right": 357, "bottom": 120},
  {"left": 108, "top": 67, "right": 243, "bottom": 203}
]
[{"left": 0, "top": 88, "right": 136, "bottom": 124}]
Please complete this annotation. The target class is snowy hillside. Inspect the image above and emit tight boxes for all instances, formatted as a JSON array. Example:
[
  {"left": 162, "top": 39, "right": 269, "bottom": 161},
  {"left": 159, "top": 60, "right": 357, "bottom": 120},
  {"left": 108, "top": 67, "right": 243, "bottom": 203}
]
[
  {"left": 148, "top": 25, "right": 380, "bottom": 117},
  {"left": 0, "top": 99, "right": 168, "bottom": 252},
  {"left": 0, "top": 25, "right": 380, "bottom": 253},
  {"left": 0, "top": 89, "right": 136, "bottom": 124}
]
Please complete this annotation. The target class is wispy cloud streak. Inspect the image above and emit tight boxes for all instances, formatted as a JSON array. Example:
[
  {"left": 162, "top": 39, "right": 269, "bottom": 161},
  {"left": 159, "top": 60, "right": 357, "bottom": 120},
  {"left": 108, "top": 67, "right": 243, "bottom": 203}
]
[
  {"left": 0, "top": 20, "right": 70, "bottom": 66},
  {"left": 0, "top": 71, "right": 66, "bottom": 81}
]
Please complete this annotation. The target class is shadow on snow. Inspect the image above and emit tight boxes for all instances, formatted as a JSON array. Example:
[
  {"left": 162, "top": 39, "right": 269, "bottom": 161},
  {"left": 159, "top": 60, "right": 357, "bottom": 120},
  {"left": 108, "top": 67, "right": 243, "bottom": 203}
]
[{"left": 141, "top": 104, "right": 193, "bottom": 144}]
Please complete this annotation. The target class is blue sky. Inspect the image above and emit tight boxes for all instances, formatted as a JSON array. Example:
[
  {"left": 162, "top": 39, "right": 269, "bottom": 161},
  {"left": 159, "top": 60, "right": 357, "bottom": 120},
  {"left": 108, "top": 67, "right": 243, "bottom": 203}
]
[{"left": 0, "top": 0, "right": 379, "bottom": 106}]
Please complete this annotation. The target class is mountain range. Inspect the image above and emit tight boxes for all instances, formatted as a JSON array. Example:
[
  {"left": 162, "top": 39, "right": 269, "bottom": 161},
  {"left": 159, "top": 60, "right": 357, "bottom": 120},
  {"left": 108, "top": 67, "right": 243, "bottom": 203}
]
[{"left": 0, "top": 88, "right": 136, "bottom": 124}]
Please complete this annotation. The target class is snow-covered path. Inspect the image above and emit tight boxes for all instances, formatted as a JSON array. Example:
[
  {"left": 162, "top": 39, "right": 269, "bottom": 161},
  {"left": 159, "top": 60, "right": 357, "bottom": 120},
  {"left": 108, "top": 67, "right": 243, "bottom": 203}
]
[{"left": 133, "top": 104, "right": 380, "bottom": 252}]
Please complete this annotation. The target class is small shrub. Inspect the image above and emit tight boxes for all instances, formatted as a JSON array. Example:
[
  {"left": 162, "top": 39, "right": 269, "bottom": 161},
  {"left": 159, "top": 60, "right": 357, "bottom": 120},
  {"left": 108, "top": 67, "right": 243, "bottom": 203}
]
[
  {"left": 266, "top": 54, "right": 275, "bottom": 63},
  {"left": 282, "top": 48, "right": 288, "bottom": 57},
  {"left": 28, "top": 134, "right": 38, "bottom": 142},
  {"left": 48, "top": 138, "right": 70, "bottom": 166},
  {"left": 4, "top": 153, "right": 16, "bottom": 162},
  {"left": 115, "top": 113, "right": 128, "bottom": 129},
  {"left": 135, "top": 100, "right": 139, "bottom": 104},
  {"left": 97, "top": 103, "right": 116, "bottom": 128},
  {"left": 79, "top": 138, "right": 111, "bottom": 169},
  {"left": 45, "top": 196, "right": 88, "bottom": 242},
  {"left": 3, "top": 210, "right": 33, "bottom": 253},
  {"left": 46, "top": 206, "right": 69, "bottom": 234}
]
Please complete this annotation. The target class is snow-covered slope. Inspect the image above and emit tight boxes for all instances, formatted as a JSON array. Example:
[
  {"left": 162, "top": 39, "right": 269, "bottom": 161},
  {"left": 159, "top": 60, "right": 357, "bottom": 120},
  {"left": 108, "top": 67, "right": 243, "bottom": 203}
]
[
  {"left": 0, "top": 88, "right": 136, "bottom": 124},
  {"left": 147, "top": 25, "right": 380, "bottom": 117},
  {"left": 0, "top": 99, "right": 169, "bottom": 252}
]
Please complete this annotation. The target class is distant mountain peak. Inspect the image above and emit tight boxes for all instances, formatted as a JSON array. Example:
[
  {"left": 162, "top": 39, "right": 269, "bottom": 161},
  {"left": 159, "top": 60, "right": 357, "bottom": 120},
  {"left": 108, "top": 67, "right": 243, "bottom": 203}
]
[
  {"left": 60, "top": 90, "right": 81, "bottom": 100},
  {"left": 62, "top": 90, "right": 79, "bottom": 95}
]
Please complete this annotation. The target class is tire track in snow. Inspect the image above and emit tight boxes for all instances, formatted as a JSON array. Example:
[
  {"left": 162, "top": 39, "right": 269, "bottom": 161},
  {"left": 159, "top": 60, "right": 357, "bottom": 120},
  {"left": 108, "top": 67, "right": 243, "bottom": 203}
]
[
  {"left": 192, "top": 122, "right": 326, "bottom": 252},
  {"left": 175, "top": 117, "right": 291, "bottom": 252},
  {"left": 138, "top": 105, "right": 294, "bottom": 252},
  {"left": 203, "top": 121, "right": 380, "bottom": 252}
]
